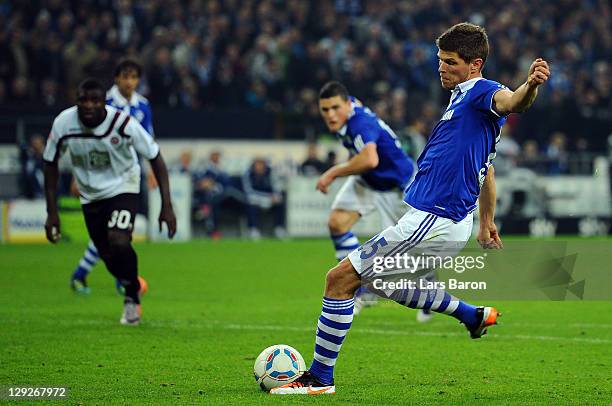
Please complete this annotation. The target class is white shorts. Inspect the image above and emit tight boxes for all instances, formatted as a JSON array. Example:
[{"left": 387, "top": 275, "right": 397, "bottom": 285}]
[
  {"left": 331, "top": 176, "right": 407, "bottom": 228},
  {"left": 347, "top": 204, "right": 473, "bottom": 276}
]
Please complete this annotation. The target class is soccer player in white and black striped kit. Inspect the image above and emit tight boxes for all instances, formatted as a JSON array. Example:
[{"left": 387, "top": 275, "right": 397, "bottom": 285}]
[
  {"left": 43, "top": 79, "right": 176, "bottom": 325},
  {"left": 71, "top": 59, "right": 154, "bottom": 294}
]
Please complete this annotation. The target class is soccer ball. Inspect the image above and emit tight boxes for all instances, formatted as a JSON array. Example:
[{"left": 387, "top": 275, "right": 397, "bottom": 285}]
[{"left": 253, "top": 344, "right": 306, "bottom": 391}]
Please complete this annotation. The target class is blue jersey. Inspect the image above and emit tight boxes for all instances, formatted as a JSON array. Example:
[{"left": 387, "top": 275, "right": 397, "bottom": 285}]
[
  {"left": 335, "top": 97, "right": 414, "bottom": 191},
  {"left": 106, "top": 85, "right": 154, "bottom": 135},
  {"left": 404, "top": 78, "right": 507, "bottom": 221}
]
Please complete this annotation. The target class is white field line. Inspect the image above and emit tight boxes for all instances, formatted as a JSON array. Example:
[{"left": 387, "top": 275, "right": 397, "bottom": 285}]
[
  {"left": 356, "top": 320, "right": 612, "bottom": 330},
  {"left": 218, "top": 322, "right": 612, "bottom": 345},
  {"left": 2, "top": 318, "right": 610, "bottom": 345},
  {"left": 569, "top": 323, "right": 612, "bottom": 329}
]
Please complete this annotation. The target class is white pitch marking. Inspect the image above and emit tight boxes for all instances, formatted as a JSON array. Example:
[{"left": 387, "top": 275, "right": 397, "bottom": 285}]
[
  {"left": 219, "top": 323, "right": 611, "bottom": 345},
  {"left": 3, "top": 318, "right": 610, "bottom": 344}
]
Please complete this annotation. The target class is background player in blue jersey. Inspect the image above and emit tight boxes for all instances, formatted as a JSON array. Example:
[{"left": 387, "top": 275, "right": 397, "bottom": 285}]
[
  {"left": 317, "top": 81, "right": 413, "bottom": 256},
  {"left": 271, "top": 23, "right": 550, "bottom": 395},
  {"left": 70, "top": 59, "right": 154, "bottom": 294},
  {"left": 316, "top": 81, "right": 435, "bottom": 319}
]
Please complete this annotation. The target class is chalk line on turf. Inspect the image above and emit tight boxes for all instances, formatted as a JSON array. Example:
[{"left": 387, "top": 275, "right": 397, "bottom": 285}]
[{"left": 2, "top": 318, "right": 610, "bottom": 345}]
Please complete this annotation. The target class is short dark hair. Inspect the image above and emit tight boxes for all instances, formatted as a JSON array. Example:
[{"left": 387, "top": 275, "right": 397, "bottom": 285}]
[
  {"left": 436, "top": 23, "right": 489, "bottom": 67},
  {"left": 114, "top": 58, "right": 142, "bottom": 77},
  {"left": 77, "top": 78, "right": 105, "bottom": 96},
  {"left": 319, "top": 81, "right": 349, "bottom": 101}
]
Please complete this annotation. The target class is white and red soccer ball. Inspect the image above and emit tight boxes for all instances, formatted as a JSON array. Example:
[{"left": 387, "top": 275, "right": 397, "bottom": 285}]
[{"left": 253, "top": 344, "right": 306, "bottom": 391}]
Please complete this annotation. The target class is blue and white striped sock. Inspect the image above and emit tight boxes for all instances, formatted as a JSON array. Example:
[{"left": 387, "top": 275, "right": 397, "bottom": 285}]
[
  {"left": 309, "top": 297, "right": 354, "bottom": 385},
  {"left": 77, "top": 241, "right": 100, "bottom": 274},
  {"left": 331, "top": 231, "right": 359, "bottom": 261},
  {"left": 390, "top": 288, "right": 478, "bottom": 327}
]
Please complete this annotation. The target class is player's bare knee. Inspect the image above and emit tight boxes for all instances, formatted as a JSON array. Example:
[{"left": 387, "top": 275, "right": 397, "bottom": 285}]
[
  {"left": 328, "top": 214, "right": 349, "bottom": 235},
  {"left": 324, "top": 267, "right": 340, "bottom": 288},
  {"left": 325, "top": 259, "right": 360, "bottom": 298}
]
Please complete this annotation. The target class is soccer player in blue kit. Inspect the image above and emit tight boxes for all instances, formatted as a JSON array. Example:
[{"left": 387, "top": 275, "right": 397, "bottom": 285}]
[
  {"left": 271, "top": 22, "right": 550, "bottom": 395},
  {"left": 70, "top": 59, "right": 154, "bottom": 293},
  {"left": 316, "top": 81, "right": 413, "bottom": 252},
  {"left": 316, "top": 81, "right": 434, "bottom": 320}
]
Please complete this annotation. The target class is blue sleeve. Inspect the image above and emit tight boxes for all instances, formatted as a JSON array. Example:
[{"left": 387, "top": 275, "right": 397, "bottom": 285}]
[
  {"left": 141, "top": 102, "right": 155, "bottom": 136},
  {"left": 472, "top": 80, "right": 508, "bottom": 117},
  {"left": 350, "top": 116, "right": 381, "bottom": 149}
]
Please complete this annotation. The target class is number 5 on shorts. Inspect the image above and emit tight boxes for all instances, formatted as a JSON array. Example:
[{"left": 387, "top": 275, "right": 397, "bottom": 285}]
[
  {"left": 359, "top": 235, "right": 388, "bottom": 260},
  {"left": 108, "top": 210, "right": 131, "bottom": 230}
]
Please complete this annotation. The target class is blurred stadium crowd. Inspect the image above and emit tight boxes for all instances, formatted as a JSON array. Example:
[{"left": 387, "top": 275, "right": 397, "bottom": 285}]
[{"left": 1, "top": 0, "right": 610, "bottom": 155}]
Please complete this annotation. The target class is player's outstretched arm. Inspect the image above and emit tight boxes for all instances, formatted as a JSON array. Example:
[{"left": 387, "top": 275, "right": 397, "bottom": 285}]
[
  {"left": 149, "top": 154, "right": 177, "bottom": 238},
  {"left": 43, "top": 161, "right": 61, "bottom": 243},
  {"left": 316, "top": 143, "right": 379, "bottom": 194},
  {"left": 477, "top": 166, "right": 503, "bottom": 249},
  {"left": 493, "top": 58, "right": 550, "bottom": 116}
]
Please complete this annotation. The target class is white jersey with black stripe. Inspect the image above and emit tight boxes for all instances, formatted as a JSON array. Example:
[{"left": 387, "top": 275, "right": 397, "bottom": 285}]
[{"left": 43, "top": 105, "right": 160, "bottom": 204}]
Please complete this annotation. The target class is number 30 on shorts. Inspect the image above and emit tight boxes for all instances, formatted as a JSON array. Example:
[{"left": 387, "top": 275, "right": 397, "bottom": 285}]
[{"left": 108, "top": 210, "right": 132, "bottom": 230}]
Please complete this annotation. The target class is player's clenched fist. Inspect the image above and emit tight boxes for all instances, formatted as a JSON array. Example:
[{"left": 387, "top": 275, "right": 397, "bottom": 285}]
[
  {"left": 527, "top": 58, "right": 550, "bottom": 87},
  {"left": 45, "top": 212, "right": 61, "bottom": 243}
]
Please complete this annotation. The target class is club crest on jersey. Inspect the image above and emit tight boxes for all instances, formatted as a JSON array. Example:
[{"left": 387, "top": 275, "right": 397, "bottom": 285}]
[
  {"left": 110, "top": 136, "right": 120, "bottom": 145},
  {"left": 452, "top": 92, "right": 467, "bottom": 105}
]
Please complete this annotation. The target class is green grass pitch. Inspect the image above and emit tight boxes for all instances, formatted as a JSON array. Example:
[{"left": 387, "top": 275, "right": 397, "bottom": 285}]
[{"left": 1, "top": 240, "right": 611, "bottom": 405}]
